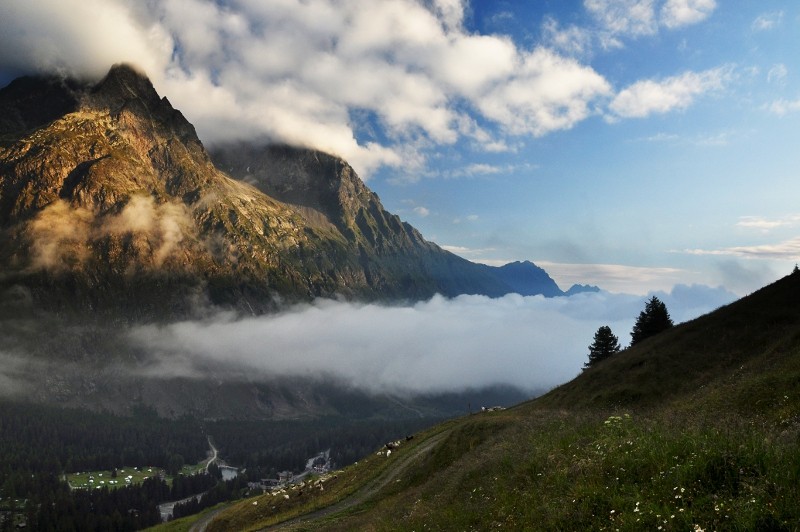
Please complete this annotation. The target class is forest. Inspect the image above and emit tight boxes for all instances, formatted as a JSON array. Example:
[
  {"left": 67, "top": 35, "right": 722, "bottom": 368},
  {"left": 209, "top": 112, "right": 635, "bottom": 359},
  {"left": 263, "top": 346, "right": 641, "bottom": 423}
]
[{"left": 0, "top": 400, "right": 439, "bottom": 530}]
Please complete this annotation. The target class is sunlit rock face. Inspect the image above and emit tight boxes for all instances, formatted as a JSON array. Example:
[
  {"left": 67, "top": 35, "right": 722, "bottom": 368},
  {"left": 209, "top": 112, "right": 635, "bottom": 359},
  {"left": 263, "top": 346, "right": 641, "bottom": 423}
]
[{"left": 0, "top": 64, "right": 511, "bottom": 318}]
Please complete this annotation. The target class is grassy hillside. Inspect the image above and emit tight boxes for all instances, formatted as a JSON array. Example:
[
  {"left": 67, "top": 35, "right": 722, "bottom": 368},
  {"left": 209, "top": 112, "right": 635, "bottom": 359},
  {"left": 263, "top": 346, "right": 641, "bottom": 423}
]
[
  {"left": 541, "top": 271, "right": 800, "bottom": 415},
  {"left": 203, "top": 274, "right": 800, "bottom": 531}
]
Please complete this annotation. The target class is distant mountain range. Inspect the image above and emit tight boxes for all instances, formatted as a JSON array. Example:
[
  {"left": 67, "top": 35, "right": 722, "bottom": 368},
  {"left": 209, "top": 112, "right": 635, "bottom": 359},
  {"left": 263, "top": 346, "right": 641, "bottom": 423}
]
[{"left": 0, "top": 64, "right": 594, "bottom": 318}]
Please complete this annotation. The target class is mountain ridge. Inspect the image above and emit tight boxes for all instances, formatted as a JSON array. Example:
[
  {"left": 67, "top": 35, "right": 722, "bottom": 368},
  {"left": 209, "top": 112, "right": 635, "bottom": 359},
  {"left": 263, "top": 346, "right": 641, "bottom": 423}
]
[{"left": 0, "top": 64, "right": 575, "bottom": 319}]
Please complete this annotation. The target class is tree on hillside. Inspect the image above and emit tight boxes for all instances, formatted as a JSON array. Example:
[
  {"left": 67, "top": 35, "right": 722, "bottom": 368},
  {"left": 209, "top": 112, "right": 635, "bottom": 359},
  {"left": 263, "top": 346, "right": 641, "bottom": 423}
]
[
  {"left": 630, "top": 296, "right": 673, "bottom": 346},
  {"left": 584, "top": 326, "right": 621, "bottom": 369}
]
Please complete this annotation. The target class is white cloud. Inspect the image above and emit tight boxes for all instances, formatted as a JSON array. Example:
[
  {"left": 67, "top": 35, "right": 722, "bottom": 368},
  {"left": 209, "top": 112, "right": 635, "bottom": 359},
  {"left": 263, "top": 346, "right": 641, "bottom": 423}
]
[
  {"left": 542, "top": 16, "right": 594, "bottom": 57},
  {"left": 767, "top": 98, "right": 800, "bottom": 117},
  {"left": 736, "top": 215, "right": 800, "bottom": 231},
  {"left": 660, "top": 0, "right": 716, "bottom": 29},
  {"left": 767, "top": 64, "right": 788, "bottom": 86},
  {"left": 685, "top": 237, "right": 800, "bottom": 260},
  {"left": 478, "top": 47, "right": 612, "bottom": 136},
  {"left": 0, "top": 0, "right": 170, "bottom": 78},
  {"left": 0, "top": 0, "right": 728, "bottom": 180},
  {"left": 431, "top": 0, "right": 466, "bottom": 32},
  {"left": 752, "top": 11, "right": 784, "bottom": 32},
  {"left": 441, "top": 244, "right": 495, "bottom": 256},
  {"left": 536, "top": 261, "right": 688, "bottom": 294},
  {"left": 0, "top": 0, "right": 621, "bottom": 179},
  {"left": 413, "top": 206, "right": 431, "bottom": 217},
  {"left": 609, "top": 67, "right": 728, "bottom": 118},
  {"left": 584, "top": 0, "right": 715, "bottom": 44},
  {"left": 129, "top": 288, "right": 734, "bottom": 394},
  {"left": 585, "top": 0, "right": 658, "bottom": 38},
  {"left": 463, "top": 163, "right": 503, "bottom": 176}
]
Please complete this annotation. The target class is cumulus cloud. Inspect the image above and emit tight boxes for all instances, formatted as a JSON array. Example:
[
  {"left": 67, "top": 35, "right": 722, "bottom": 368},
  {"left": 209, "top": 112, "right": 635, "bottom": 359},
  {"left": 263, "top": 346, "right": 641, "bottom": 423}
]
[
  {"left": 0, "top": 0, "right": 618, "bottom": 179},
  {"left": 129, "top": 287, "right": 734, "bottom": 395},
  {"left": 478, "top": 47, "right": 612, "bottom": 136},
  {"left": 0, "top": 0, "right": 170, "bottom": 79},
  {"left": 609, "top": 67, "right": 728, "bottom": 118},
  {"left": 0, "top": 0, "right": 727, "bottom": 179},
  {"left": 660, "top": 0, "right": 716, "bottom": 29}
]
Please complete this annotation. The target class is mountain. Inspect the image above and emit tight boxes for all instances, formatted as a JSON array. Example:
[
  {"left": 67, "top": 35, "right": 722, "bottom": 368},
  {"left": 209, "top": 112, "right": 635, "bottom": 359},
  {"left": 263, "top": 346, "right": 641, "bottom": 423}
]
[
  {"left": 0, "top": 64, "right": 518, "bottom": 319},
  {"left": 0, "top": 64, "right": 559, "bottom": 420},
  {"left": 477, "top": 260, "right": 563, "bottom": 297},
  {"left": 563, "top": 283, "right": 601, "bottom": 296},
  {"left": 206, "top": 272, "right": 800, "bottom": 530}
]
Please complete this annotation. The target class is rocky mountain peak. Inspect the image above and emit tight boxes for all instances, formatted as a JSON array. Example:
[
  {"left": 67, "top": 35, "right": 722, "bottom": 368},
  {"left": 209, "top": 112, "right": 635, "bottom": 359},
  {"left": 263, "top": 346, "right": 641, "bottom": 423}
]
[
  {"left": 89, "top": 63, "right": 158, "bottom": 109},
  {"left": 210, "top": 144, "right": 371, "bottom": 231},
  {"left": 86, "top": 63, "right": 202, "bottom": 150}
]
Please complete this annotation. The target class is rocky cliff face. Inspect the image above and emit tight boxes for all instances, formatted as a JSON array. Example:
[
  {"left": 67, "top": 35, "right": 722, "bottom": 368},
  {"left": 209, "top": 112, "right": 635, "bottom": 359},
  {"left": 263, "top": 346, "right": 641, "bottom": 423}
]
[
  {"left": 210, "top": 143, "right": 514, "bottom": 299},
  {"left": 0, "top": 64, "right": 511, "bottom": 318}
]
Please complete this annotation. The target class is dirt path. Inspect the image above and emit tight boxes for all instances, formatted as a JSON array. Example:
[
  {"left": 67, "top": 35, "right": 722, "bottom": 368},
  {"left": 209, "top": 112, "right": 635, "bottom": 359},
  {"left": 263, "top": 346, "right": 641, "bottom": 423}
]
[
  {"left": 259, "top": 429, "right": 450, "bottom": 531},
  {"left": 188, "top": 505, "right": 228, "bottom": 532}
]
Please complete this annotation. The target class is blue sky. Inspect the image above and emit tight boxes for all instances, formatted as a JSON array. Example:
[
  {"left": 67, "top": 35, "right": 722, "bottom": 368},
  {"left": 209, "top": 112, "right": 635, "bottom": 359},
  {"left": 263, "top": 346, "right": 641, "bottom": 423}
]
[
  {"left": 1, "top": 0, "right": 799, "bottom": 295},
  {"left": 378, "top": 1, "right": 800, "bottom": 295}
]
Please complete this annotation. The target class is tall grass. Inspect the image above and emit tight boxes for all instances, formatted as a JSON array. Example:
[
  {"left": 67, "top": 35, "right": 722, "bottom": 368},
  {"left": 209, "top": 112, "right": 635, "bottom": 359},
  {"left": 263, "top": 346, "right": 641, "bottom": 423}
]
[{"left": 313, "top": 408, "right": 799, "bottom": 531}]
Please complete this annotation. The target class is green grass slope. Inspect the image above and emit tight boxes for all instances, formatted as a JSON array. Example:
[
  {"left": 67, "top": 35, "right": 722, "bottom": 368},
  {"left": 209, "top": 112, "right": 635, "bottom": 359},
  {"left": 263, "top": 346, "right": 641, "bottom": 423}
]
[
  {"left": 541, "top": 271, "right": 800, "bottom": 415},
  {"left": 207, "top": 274, "right": 800, "bottom": 531}
]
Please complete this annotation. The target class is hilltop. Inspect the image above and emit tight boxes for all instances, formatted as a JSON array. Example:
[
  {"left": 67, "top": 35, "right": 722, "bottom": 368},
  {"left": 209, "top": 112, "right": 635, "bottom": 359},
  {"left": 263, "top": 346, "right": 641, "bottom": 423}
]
[{"left": 203, "top": 273, "right": 800, "bottom": 530}]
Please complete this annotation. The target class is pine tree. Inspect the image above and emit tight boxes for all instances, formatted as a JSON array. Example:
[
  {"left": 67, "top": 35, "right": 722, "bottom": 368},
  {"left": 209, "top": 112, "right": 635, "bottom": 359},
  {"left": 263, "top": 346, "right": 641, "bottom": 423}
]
[
  {"left": 584, "top": 325, "right": 621, "bottom": 369},
  {"left": 630, "top": 296, "right": 673, "bottom": 346}
]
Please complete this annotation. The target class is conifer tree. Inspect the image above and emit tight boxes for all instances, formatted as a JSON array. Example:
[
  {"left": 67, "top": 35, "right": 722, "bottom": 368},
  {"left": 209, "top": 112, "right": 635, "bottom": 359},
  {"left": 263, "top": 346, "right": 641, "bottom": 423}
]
[
  {"left": 630, "top": 296, "right": 673, "bottom": 346},
  {"left": 584, "top": 325, "right": 621, "bottom": 369}
]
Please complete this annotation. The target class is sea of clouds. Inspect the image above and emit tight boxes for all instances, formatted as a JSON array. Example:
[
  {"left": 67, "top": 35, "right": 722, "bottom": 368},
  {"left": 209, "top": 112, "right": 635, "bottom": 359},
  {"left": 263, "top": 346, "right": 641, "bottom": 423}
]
[{"left": 128, "top": 284, "right": 736, "bottom": 395}]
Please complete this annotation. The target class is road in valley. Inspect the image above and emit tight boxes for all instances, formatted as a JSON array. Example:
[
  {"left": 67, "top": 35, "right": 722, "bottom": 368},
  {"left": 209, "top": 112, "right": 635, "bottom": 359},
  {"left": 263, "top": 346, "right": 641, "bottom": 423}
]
[
  {"left": 259, "top": 429, "right": 451, "bottom": 531},
  {"left": 166, "top": 436, "right": 220, "bottom": 528},
  {"left": 205, "top": 436, "right": 218, "bottom": 472}
]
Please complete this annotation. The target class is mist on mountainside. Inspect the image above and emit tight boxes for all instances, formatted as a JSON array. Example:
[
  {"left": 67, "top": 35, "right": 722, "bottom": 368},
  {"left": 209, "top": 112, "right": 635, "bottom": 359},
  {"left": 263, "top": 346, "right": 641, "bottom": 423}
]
[{"left": 0, "top": 284, "right": 735, "bottom": 410}]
